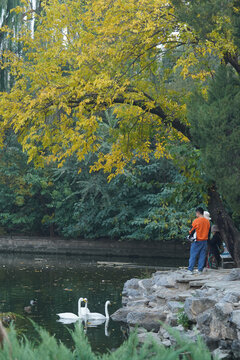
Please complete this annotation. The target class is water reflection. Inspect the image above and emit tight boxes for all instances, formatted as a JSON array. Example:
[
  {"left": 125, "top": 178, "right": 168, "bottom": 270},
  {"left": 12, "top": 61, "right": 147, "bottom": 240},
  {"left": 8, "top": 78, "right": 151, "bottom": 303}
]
[
  {"left": 58, "top": 317, "right": 110, "bottom": 336},
  {"left": 0, "top": 253, "right": 185, "bottom": 353}
]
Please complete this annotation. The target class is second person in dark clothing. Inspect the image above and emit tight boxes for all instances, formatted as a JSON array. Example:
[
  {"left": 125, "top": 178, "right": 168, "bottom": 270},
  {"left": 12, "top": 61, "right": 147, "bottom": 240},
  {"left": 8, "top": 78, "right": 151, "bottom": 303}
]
[{"left": 208, "top": 225, "right": 223, "bottom": 267}]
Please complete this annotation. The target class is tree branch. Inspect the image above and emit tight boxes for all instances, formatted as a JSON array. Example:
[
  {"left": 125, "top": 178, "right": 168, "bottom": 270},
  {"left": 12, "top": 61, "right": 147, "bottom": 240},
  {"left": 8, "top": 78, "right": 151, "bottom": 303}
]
[
  {"left": 224, "top": 52, "right": 240, "bottom": 74},
  {"left": 67, "top": 89, "right": 191, "bottom": 140},
  {"left": 112, "top": 96, "right": 191, "bottom": 139}
]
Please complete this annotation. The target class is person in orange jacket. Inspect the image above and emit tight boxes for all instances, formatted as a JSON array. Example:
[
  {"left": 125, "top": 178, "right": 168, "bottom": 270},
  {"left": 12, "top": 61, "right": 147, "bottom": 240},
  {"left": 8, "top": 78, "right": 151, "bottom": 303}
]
[{"left": 188, "top": 207, "right": 210, "bottom": 274}]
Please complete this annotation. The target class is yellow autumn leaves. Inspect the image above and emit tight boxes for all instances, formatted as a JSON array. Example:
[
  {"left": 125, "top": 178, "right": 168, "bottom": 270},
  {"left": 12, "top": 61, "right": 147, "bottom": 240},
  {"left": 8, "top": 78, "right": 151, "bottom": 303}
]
[{"left": 0, "top": 0, "right": 237, "bottom": 176}]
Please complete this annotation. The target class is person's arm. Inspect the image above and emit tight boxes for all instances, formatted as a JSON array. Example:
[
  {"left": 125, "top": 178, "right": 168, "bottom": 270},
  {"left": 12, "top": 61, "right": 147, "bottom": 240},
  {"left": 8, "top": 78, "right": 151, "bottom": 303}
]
[{"left": 189, "top": 219, "right": 197, "bottom": 235}]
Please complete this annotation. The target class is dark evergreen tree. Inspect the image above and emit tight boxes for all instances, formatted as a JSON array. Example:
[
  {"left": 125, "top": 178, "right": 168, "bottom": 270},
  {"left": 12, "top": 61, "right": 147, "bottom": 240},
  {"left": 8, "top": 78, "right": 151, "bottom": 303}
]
[
  {"left": 188, "top": 65, "right": 240, "bottom": 260},
  {"left": 189, "top": 66, "right": 240, "bottom": 214}
]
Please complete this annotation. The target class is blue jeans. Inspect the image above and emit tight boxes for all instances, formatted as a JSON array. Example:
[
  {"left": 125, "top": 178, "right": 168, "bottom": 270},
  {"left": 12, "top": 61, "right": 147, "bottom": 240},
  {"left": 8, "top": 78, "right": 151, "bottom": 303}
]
[{"left": 188, "top": 240, "right": 208, "bottom": 271}]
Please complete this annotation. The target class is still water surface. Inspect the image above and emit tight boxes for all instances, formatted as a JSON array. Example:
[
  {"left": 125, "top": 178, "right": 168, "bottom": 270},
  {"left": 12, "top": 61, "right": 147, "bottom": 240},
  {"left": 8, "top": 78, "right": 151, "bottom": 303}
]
[{"left": 0, "top": 253, "right": 186, "bottom": 353}]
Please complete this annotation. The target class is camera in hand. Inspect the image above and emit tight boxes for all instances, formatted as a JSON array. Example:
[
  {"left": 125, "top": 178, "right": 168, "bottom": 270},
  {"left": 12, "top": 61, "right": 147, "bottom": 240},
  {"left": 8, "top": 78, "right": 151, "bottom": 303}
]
[{"left": 186, "top": 234, "right": 196, "bottom": 243}]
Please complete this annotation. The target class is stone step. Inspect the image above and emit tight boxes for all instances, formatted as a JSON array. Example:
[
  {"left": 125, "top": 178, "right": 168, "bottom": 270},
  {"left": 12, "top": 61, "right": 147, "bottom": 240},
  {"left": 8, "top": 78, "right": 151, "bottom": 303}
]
[
  {"left": 176, "top": 276, "right": 207, "bottom": 283},
  {"left": 189, "top": 280, "right": 206, "bottom": 287},
  {"left": 178, "top": 292, "right": 194, "bottom": 301}
]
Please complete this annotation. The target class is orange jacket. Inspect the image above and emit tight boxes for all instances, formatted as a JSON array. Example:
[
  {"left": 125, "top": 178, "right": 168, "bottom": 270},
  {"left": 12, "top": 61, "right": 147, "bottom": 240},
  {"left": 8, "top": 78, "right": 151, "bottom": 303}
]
[{"left": 189, "top": 217, "right": 210, "bottom": 241}]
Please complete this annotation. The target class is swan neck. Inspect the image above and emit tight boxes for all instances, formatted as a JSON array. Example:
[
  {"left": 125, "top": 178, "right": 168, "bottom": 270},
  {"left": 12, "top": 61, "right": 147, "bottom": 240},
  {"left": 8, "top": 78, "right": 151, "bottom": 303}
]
[
  {"left": 105, "top": 318, "right": 109, "bottom": 337},
  {"left": 78, "top": 299, "right": 82, "bottom": 317},
  {"left": 105, "top": 302, "right": 109, "bottom": 319}
]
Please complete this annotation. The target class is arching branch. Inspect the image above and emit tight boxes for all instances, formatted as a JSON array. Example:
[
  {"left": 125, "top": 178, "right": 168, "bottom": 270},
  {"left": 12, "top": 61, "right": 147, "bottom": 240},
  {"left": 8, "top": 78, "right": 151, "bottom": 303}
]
[
  {"left": 68, "top": 89, "right": 191, "bottom": 140},
  {"left": 224, "top": 52, "right": 240, "bottom": 74},
  {"left": 112, "top": 96, "right": 191, "bottom": 139}
]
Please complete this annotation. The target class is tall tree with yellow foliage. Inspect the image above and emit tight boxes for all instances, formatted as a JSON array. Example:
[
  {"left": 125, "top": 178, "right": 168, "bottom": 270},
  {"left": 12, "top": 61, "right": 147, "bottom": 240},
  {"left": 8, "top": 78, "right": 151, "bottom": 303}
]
[{"left": 0, "top": 0, "right": 240, "bottom": 263}]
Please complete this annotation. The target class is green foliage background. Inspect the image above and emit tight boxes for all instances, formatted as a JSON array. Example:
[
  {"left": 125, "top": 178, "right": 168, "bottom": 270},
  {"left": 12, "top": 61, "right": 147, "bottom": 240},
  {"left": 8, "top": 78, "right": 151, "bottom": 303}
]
[{"left": 0, "top": 132, "right": 204, "bottom": 240}]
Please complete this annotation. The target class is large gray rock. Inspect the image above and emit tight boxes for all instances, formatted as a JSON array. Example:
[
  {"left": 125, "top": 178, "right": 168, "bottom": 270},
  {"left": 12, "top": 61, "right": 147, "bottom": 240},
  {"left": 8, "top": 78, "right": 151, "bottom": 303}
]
[
  {"left": 203, "top": 335, "right": 219, "bottom": 351},
  {"left": 123, "top": 278, "right": 140, "bottom": 290},
  {"left": 123, "top": 278, "right": 154, "bottom": 298},
  {"left": 126, "top": 309, "right": 167, "bottom": 331},
  {"left": 138, "top": 332, "right": 162, "bottom": 345},
  {"left": 111, "top": 307, "right": 132, "bottom": 322},
  {"left": 122, "top": 278, "right": 141, "bottom": 295},
  {"left": 155, "top": 287, "right": 181, "bottom": 301},
  {"left": 222, "top": 293, "right": 240, "bottom": 304},
  {"left": 153, "top": 272, "right": 177, "bottom": 288},
  {"left": 215, "top": 302, "right": 233, "bottom": 321},
  {"left": 139, "top": 279, "right": 153, "bottom": 290},
  {"left": 194, "top": 287, "right": 217, "bottom": 298},
  {"left": 184, "top": 297, "right": 217, "bottom": 322},
  {"left": 209, "top": 314, "right": 237, "bottom": 340},
  {"left": 231, "top": 310, "right": 240, "bottom": 329},
  {"left": 197, "top": 310, "right": 212, "bottom": 329},
  {"left": 212, "top": 348, "right": 232, "bottom": 359},
  {"left": 226, "top": 269, "right": 240, "bottom": 281}
]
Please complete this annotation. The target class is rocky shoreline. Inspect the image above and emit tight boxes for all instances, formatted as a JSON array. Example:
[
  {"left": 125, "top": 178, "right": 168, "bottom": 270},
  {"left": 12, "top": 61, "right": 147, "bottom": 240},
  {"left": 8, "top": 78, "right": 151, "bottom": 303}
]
[{"left": 112, "top": 268, "right": 240, "bottom": 359}]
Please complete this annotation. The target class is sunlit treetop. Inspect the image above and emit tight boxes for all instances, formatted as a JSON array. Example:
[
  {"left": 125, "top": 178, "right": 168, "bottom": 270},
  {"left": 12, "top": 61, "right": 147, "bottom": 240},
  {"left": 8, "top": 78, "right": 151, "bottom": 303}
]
[{"left": 0, "top": 0, "right": 237, "bottom": 177}]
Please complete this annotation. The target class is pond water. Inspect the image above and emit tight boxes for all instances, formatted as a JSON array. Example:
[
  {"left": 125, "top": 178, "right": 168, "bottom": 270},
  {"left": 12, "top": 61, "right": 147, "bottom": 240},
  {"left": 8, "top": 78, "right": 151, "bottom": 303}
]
[{"left": 0, "top": 253, "right": 186, "bottom": 353}]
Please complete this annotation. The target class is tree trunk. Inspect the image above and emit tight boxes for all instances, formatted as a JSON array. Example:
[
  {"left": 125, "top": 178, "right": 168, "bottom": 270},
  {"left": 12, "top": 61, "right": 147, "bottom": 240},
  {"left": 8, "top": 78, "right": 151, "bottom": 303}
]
[{"left": 208, "top": 186, "right": 240, "bottom": 267}]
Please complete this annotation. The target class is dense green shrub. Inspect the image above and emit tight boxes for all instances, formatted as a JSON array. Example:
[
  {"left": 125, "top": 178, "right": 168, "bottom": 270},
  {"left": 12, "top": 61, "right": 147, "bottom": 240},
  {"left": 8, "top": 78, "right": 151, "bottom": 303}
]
[
  {"left": 0, "top": 139, "right": 53, "bottom": 235},
  {"left": 0, "top": 324, "right": 215, "bottom": 360},
  {"left": 0, "top": 140, "right": 205, "bottom": 240},
  {"left": 177, "top": 309, "right": 191, "bottom": 330}
]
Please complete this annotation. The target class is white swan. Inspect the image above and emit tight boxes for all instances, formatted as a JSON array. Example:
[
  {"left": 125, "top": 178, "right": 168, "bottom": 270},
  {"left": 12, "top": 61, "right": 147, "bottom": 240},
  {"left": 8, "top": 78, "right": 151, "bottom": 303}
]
[
  {"left": 86, "top": 300, "right": 111, "bottom": 320},
  {"left": 80, "top": 298, "right": 90, "bottom": 316},
  {"left": 57, "top": 297, "right": 86, "bottom": 320}
]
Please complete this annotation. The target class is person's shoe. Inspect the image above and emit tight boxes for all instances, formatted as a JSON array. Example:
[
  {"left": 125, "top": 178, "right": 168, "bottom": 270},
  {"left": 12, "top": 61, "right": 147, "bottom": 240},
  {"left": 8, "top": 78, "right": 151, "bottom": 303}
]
[
  {"left": 187, "top": 270, "right": 194, "bottom": 275},
  {"left": 196, "top": 270, "right": 203, "bottom": 275}
]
